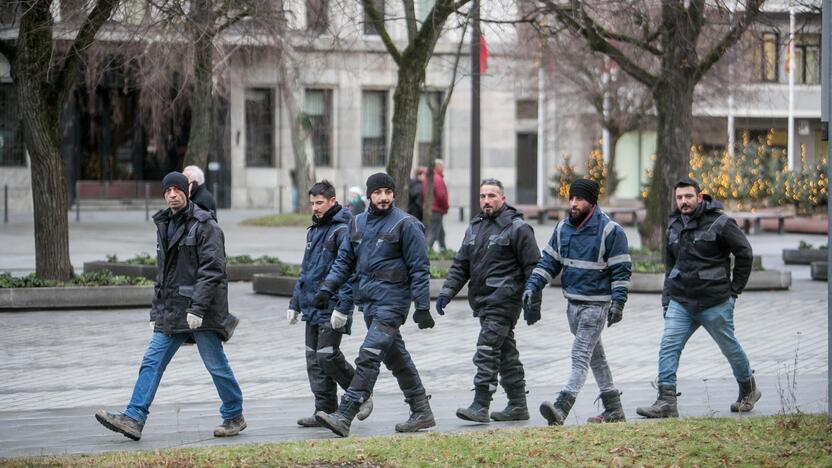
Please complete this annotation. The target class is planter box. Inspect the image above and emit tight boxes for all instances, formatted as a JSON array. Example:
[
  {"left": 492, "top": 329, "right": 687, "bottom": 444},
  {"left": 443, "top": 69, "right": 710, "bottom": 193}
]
[
  {"left": 429, "top": 260, "right": 454, "bottom": 269},
  {"left": 85, "top": 261, "right": 287, "bottom": 282},
  {"left": 252, "top": 274, "right": 468, "bottom": 299},
  {"left": 548, "top": 268, "right": 788, "bottom": 292},
  {"left": 782, "top": 249, "right": 827, "bottom": 265},
  {"left": 811, "top": 262, "right": 828, "bottom": 281},
  {"left": 0, "top": 285, "right": 154, "bottom": 310}
]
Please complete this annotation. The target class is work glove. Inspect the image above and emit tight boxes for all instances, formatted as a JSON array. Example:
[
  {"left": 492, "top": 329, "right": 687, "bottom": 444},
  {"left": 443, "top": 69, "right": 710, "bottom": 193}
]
[
  {"left": 312, "top": 290, "right": 333, "bottom": 309},
  {"left": 186, "top": 312, "right": 203, "bottom": 329},
  {"left": 149, "top": 321, "right": 155, "bottom": 331},
  {"left": 607, "top": 301, "right": 624, "bottom": 328},
  {"left": 287, "top": 309, "right": 299, "bottom": 325},
  {"left": 522, "top": 289, "right": 542, "bottom": 326},
  {"left": 330, "top": 311, "right": 348, "bottom": 329},
  {"left": 435, "top": 295, "right": 450, "bottom": 316},
  {"left": 662, "top": 305, "right": 668, "bottom": 319},
  {"left": 413, "top": 309, "right": 435, "bottom": 329}
]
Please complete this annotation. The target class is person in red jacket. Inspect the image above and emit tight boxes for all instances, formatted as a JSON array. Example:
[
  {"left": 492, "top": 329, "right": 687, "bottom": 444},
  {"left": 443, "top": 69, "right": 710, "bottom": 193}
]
[{"left": 424, "top": 159, "right": 449, "bottom": 251}]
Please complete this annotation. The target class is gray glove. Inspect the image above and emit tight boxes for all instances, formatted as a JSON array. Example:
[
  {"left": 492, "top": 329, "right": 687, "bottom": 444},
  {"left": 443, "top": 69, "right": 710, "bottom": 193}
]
[
  {"left": 330, "top": 311, "right": 348, "bottom": 329},
  {"left": 287, "top": 309, "right": 300, "bottom": 325},
  {"left": 187, "top": 312, "right": 203, "bottom": 329},
  {"left": 607, "top": 301, "right": 624, "bottom": 327},
  {"left": 149, "top": 321, "right": 155, "bottom": 331}
]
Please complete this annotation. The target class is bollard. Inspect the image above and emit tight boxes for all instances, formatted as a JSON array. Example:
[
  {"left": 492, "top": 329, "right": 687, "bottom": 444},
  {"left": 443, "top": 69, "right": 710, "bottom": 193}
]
[
  {"left": 75, "top": 181, "right": 80, "bottom": 223},
  {"left": 459, "top": 206, "right": 464, "bottom": 222},
  {"left": 144, "top": 182, "right": 150, "bottom": 221},
  {"left": 279, "top": 185, "right": 284, "bottom": 214},
  {"left": 3, "top": 185, "right": 7, "bottom": 224}
]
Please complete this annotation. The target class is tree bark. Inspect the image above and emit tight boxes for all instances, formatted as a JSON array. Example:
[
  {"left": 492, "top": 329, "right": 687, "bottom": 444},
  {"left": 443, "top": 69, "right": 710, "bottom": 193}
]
[
  {"left": 387, "top": 66, "right": 423, "bottom": 210},
  {"left": 183, "top": 12, "right": 214, "bottom": 169},
  {"left": 605, "top": 128, "right": 621, "bottom": 196},
  {"left": 277, "top": 53, "right": 314, "bottom": 211}
]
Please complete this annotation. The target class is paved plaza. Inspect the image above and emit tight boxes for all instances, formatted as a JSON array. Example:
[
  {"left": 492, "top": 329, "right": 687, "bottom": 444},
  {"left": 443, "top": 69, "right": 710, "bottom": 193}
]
[{"left": 0, "top": 209, "right": 828, "bottom": 458}]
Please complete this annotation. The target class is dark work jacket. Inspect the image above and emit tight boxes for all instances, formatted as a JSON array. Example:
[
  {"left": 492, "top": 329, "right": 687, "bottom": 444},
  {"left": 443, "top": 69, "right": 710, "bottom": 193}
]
[
  {"left": 150, "top": 202, "right": 237, "bottom": 340},
  {"left": 322, "top": 205, "right": 430, "bottom": 323},
  {"left": 190, "top": 184, "right": 217, "bottom": 220},
  {"left": 290, "top": 205, "right": 354, "bottom": 331},
  {"left": 440, "top": 205, "right": 540, "bottom": 319},
  {"left": 662, "top": 195, "right": 753, "bottom": 313}
]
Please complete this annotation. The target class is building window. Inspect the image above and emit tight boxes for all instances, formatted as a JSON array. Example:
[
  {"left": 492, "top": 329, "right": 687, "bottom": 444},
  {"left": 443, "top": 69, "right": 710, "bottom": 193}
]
[
  {"left": 0, "top": 83, "right": 26, "bottom": 167},
  {"left": 752, "top": 32, "right": 779, "bottom": 82},
  {"left": 363, "top": 0, "right": 384, "bottom": 35},
  {"left": 306, "top": 0, "right": 328, "bottom": 34},
  {"left": 245, "top": 88, "right": 274, "bottom": 167},
  {"left": 416, "top": 92, "right": 442, "bottom": 166},
  {"left": 516, "top": 99, "right": 538, "bottom": 120},
  {"left": 794, "top": 34, "right": 820, "bottom": 85},
  {"left": 304, "top": 88, "right": 333, "bottom": 167},
  {"left": 362, "top": 90, "right": 387, "bottom": 166}
]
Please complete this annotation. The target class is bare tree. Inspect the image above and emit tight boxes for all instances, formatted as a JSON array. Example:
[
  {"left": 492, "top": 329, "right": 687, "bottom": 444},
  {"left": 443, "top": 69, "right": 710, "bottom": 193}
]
[
  {"left": 0, "top": 0, "right": 120, "bottom": 280},
  {"left": 535, "top": 0, "right": 765, "bottom": 248}
]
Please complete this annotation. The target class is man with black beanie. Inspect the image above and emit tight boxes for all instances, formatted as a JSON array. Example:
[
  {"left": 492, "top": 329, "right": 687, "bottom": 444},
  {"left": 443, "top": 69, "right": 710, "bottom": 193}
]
[
  {"left": 311, "top": 172, "right": 436, "bottom": 437},
  {"left": 524, "top": 178, "right": 632, "bottom": 426}
]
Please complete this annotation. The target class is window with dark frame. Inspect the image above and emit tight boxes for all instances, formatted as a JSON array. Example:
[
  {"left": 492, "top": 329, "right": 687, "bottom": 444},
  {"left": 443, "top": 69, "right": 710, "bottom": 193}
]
[
  {"left": 244, "top": 88, "right": 275, "bottom": 167},
  {"left": 362, "top": 90, "right": 387, "bottom": 167},
  {"left": 304, "top": 88, "right": 333, "bottom": 167},
  {"left": 306, "top": 0, "right": 328, "bottom": 34},
  {"left": 794, "top": 34, "right": 820, "bottom": 85},
  {"left": 516, "top": 99, "right": 538, "bottom": 120},
  {"left": 0, "top": 83, "right": 26, "bottom": 167},
  {"left": 363, "top": 0, "right": 384, "bottom": 36},
  {"left": 752, "top": 32, "right": 779, "bottom": 82}
]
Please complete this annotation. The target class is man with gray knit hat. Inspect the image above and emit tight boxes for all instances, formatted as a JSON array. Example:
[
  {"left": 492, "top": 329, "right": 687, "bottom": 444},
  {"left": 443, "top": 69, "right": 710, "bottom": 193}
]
[{"left": 524, "top": 178, "right": 632, "bottom": 426}]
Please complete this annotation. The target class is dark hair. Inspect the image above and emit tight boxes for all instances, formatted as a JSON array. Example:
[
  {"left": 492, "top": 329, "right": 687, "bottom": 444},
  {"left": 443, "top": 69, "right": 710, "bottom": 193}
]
[
  {"left": 309, "top": 180, "right": 336, "bottom": 199},
  {"left": 674, "top": 177, "right": 701, "bottom": 194},
  {"left": 480, "top": 178, "right": 504, "bottom": 192}
]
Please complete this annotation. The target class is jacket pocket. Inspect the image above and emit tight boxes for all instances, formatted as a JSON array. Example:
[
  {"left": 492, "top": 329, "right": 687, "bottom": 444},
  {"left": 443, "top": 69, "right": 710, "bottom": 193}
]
[
  {"left": 178, "top": 285, "right": 195, "bottom": 298},
  {"left": 698, "top": 266, "right": 727, "bottom": 280}
]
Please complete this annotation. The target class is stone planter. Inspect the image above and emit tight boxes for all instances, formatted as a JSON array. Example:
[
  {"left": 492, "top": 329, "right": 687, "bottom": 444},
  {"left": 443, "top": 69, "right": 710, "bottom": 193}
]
[
  {"left": 85, "top": 261, "right": 288, "bottom": 282},
  {"left": 252, "top": 274, "right": 468, "bottom": 299},
  {"left": 429, "top": 260, "right": 454, "bottom": 269},
  {"left": 810, "top": 262, "right": 828, "bottom": 281},
  {"left": 782, "top": 249, "right": 827, "bottom": 265},
  {"left": 0, "top": 285, "right": 155, "bottom": 310},
  {"left": 548, "top": 268, "right": 788, "bottom": 292}
]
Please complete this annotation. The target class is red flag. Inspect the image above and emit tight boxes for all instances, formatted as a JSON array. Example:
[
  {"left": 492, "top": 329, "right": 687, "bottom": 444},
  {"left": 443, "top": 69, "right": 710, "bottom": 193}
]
[{"left": 479, "top": 35, "right": 489, "bottom": 74}]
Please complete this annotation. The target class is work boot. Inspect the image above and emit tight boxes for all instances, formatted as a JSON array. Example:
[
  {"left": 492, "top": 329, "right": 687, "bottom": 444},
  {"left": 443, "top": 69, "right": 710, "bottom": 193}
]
[
  {"left": 587, "top": 390, "right": 626, "bottom": 423},
  {"left": 395, "top": 394, "right": 436, "bottom": 432},
  {"left": 490, "top": 393, "right": 530, "bottom": 421},
  {"left": 95, "top": 410, "right": 144, "bottom": 441},
  {"left": 731, "top": 377, "right": 762, "bottom": 413},
  {"left": 214, "top": 415, "right": 247, "bottom": 437},
  {"left": 456, "top": 389, "right": 491, "bottom": 423},
  {"left": 636, "top": 385, "right": 679, "bottom": 418},
  {"left": 297, "top": 414, "right": 321, "bottom": 427},
  {"left": 357, "top": 395, "right": 374, "bottom": 421},
  {"left": 315, "top": 398, "right": 361, "bottom": 437},
  {"left": 539, "top": 391, "right": 576, "bottom": 426}
]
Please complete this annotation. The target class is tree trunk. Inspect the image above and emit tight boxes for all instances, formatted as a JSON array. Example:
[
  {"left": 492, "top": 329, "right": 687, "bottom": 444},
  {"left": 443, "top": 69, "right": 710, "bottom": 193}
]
[
  {"left": 277, "top": 55, "right": 314, "bottom": 211},
  {"left": 387, "top": 65, "right": 424, "bottom": 210},
  {"left": 638, "top": 80, "right": 695, "bottom": 250},
  {"left": 184, "top": 21, "right": 214, "bottom": 169},
  {"left": 606, "top": 129, "right": 621, "bottom": 197}
]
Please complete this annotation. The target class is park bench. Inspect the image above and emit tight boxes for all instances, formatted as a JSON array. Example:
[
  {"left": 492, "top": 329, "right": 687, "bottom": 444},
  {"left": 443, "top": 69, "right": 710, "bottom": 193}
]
[{"left": 727, "top": 211, "right": 793, "bottom": 235}]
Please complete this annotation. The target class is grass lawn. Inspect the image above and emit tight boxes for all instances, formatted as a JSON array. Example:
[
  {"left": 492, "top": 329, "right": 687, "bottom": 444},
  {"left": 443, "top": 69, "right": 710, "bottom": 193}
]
[
  {"left": 5, "top": 414, "right": 830, "bottom": 467},
  {"left": 240, "top": 213, "right": 310, "bottom": 227}
]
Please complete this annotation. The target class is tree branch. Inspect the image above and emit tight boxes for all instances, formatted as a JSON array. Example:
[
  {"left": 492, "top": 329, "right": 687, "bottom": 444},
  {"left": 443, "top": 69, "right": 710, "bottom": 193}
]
[
  {"left": 403, "top": 0, "right": 417, "bottom": 43},
  {"left": 361, "top": 0, "right": 401, "bottom": 64},
  {"left": 694, "top": 0, "right": 764, "bottom": 82},
  {"left": 51, "top": 0, "right": 120, "bottom": 105},
  {"left": 215, "top": 7, "right": 250, "bottom": 34},
  {"left": 407, "top": 0, "right": 469, "bottom": 67}
]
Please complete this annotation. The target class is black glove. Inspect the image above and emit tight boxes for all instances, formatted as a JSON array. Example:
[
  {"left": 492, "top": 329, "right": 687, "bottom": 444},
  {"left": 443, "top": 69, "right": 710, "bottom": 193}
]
[
  {"left": 312, "top": 290, "right": 333, "bottom": 309},
  {"left": 662, "top": 304, "right": 668, "bottom": 319},
  {"left": 522, "top": 289, "right": 542, "bottom": 326},
  {"left": 413, "top": 309, "right": 435, "bottom": 329},
  {"left": 435, "top": 295, "right": 450, "bottom": 316},
  {"left": 607, "top": 301, "right": 624, "bottom": 327}
]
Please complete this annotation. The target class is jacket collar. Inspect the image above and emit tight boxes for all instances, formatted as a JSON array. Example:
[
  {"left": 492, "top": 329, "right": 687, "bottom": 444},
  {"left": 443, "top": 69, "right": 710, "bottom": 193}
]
[
  {"left": 476, "top": 204, "right": 520, "bottom": 228},
  {"left": 565, "top": 204, "right": 601, "bottom": 229}
]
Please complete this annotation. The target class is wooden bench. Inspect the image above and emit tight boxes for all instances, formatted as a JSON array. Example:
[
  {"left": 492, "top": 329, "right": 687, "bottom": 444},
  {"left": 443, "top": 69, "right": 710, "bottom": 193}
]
[
  {"left": 604, "top": 207, "right": 643, "bottom": 229},
  {"left": 727, "top": 211, "right": 792, "bottom": 235}
]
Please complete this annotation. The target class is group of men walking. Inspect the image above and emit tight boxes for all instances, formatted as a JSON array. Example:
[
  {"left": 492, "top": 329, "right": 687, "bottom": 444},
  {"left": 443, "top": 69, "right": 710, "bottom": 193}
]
[{"left": 95, "top": 169, "right": 761, "bottom": 441}]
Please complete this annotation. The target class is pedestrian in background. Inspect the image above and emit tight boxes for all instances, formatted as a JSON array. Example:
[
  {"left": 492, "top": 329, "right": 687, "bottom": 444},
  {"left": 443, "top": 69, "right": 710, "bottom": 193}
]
[
  {"left": 183, "top": 165, "right": 217, "bottom": 219},
  {"left": 425, "top": 159, "right": 448, "bottom": 251}
]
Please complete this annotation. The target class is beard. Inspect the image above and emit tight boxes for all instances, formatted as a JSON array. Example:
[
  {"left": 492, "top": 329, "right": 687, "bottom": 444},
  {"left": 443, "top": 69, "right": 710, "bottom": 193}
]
[
  {"left": 370, "top": 201, "right": 392, "bottom": 215},
  {"left": 569, "top": 206, "right": 592, "bottom": 225}
]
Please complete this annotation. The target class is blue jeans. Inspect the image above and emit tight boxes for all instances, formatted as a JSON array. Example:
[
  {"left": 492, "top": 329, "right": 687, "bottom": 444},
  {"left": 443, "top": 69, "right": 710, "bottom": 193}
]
[
  {"left": 124, "top": 331, "right": 243, "bottom": 422},
  {"left": 562, "top": 301, "right": 616, "bottom": 396},
  {"left": 658, "top": 298, "right": 752, "bottom": 387}
]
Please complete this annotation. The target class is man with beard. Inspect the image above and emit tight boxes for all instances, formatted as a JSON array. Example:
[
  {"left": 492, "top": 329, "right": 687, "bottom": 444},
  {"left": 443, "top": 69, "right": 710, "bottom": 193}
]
[
  {"left": 287, "top": 180, "right": 373, "bottom": 427},
  {"left": 311, "top": 172, "right": 435, "bottom": 437},
  {"left": 636, "top": 178, "right": 758, "bottom": 418},
  {"left": 436, "top": 178, "right": 540, "bottom": 423},
  {"left": 524, "top": 178, "right": 631, "bottom": 426}
]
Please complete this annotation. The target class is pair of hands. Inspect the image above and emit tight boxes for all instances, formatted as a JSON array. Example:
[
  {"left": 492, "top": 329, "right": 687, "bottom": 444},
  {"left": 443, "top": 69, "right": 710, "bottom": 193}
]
[
  {"left": 309, "top": 289, "right": 437, "bottom": 330},
  {"left": 287, "top": 308, "right": 349, "bottom": 329},
  {"left": 520, "top": 290, "right": 624, "bottom": 328}
]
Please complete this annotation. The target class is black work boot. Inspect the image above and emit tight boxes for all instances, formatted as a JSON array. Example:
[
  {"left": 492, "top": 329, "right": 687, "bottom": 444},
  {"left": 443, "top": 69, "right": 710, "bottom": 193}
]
[
  {"left": 95, "top": 410, "right": 144, "bottom": 441},
  {"left": 456, "top": 390, "right": 491, "bottom": 423},
  {"left": 539, "top": 391, "right": 576, "bottom": 426},
  {"left": 587, "top": 390, "right": 626, "bottom": 423},
  {"left": 730, "top": 377, "right": 761, "bottom": 413},
  {"left": 395, "top": 394, "right": 436, "bottom": 432},
  {"left": 490, "top": 392, "right": 530, "bottom": 421},
  {"left": 214, "top": 415, "right": 247, "bottom": 437},
  {"left": 357, "top": 395, "right": 374, "bottom": 421},
  {"left": 315, "top": 398, "right": 361, "bottom": 437},
  {"left": 636, "top": 385, "right": 679, "bottom": 418},
  {"left": 297, "top": 414, "right": 321, "bottom": 427}
]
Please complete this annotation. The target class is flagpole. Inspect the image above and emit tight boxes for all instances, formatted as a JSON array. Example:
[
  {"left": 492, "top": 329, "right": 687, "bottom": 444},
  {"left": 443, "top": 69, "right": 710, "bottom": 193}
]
[
  {"left": 537, "top": 59, "right": 545, "bottom": 207},
  {"left": 470, "top": 0, "right": 481, "bottom": 220},
  {"left": 788, "top": 3, "right": 796, "bottom": 171}
]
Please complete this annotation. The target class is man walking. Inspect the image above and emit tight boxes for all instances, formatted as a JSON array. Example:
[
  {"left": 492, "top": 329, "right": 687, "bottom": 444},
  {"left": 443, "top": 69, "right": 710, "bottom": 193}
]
[
  {"left": 636, "top": 178, "right": 759, "bottom": 418},
  {"left": 288, "top": 180, "right": 372, "bottom": 427},
  {"left": 183, "top": 165, "right": 217, "bottom": 218},
  {"left": 425, "top": 159, "right": 449, "bottom": 251},
  {"left": 524, "top": 178, "right": 631, "bottom": 425},
  {"left": 312, "top": 172, "right": 436, "bottom": 437},
  {"left": 436, "top": 178, "right": 540, "bottom": 423},
  {"left": 95, "top": 171, "right": 244, "bottom": 440}
]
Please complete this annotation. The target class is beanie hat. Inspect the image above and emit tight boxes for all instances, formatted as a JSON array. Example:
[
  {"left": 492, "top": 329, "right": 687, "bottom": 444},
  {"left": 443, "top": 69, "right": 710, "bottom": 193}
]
[
  {"left": 569, "top": 178, "right": 599, "bottom": 205},
  {"left": 366, "top": 172, "right": 396, "bottom": 198},
  {"left": 162, "top": 171, "right": 190, "bottom": 198}
]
